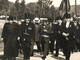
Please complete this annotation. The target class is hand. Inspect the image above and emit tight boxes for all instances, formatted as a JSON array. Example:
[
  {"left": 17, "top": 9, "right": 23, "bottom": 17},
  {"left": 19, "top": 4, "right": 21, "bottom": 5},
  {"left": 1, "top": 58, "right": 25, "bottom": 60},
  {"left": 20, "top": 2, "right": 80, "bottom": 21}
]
[
  {"left": 66, "top": 37, "right": 69, "bottom": 40},
  {"left": 62, "top": 33, "right": 67, "bottom": 36},
  {"left": 43, "top": 29, "right": 47, "bottom": 32},
  {"left": 17, "top": 37, "right": 20, "bottom": 40},
  {"left": 1, "top": 38, "right": 3, "bottom": 41},
  {"left": 58, "top": 31, "right": 60, "bottom": 34},
  {"left": 67, "top": 33, "right": 69, "bottom": 36},
  {"left": 49, "top": 41, "right": 51, "bottom": 43}
]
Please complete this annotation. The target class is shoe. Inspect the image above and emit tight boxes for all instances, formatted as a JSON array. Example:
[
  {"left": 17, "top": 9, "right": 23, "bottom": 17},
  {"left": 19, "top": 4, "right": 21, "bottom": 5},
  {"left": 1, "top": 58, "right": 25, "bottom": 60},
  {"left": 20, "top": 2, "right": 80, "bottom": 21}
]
[
  {"left": 31, "top": 52, "right": 34, "bottom": 56},
  {"left": 31, "top": 54, "right": 33, "bottom": 56},
  {"left": 27, "top": 58, "right": 30, "bottom": 60},
  {"left": 41, "top": 56, "right": 46, "bottom": 60},
  {"left": 47, "top": 53, "right": 49, "bottom": 55}
]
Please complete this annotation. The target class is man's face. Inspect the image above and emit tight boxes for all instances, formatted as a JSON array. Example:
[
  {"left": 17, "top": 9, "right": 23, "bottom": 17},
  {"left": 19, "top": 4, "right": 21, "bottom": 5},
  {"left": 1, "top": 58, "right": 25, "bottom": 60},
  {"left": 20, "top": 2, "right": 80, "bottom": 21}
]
[
  {"left": 9, "top": 20, "right": 13, "bottom": 23},
  {"left": 43, "top": 22, "right": 47, "bottom": 25},
  {"left": 35, "top": 20, "right": 39, "bottom": 24},
  {"left": 26, "top": 19, "right": 30, "bottom": 23}
]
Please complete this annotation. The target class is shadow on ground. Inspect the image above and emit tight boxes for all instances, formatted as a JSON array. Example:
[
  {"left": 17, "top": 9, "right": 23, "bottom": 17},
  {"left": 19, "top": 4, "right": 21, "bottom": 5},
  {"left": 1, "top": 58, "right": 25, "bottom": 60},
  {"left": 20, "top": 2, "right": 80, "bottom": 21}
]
[
  {"left": 51, "top": 55, "right": 65, "bottom": 60},
  {"left": 33, "top": 54, "right": 42, "bottom": 57}
]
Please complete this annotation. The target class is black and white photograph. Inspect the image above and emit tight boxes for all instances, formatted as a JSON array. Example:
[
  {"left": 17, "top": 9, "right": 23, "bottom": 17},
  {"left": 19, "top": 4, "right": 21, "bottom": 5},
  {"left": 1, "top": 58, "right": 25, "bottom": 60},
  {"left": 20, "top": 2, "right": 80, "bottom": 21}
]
[{"left": 0, "top": 0, "right": 80, "bottom": 60}]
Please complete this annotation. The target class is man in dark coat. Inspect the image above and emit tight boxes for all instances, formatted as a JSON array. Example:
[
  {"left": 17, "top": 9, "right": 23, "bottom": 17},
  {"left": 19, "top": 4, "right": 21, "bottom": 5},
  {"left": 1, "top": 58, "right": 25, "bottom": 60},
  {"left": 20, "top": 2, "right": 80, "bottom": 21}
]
[
  {"left": 48, "top": 18, "right": 53, "bottom": 54},
  {"left": 53, "top": 18, "right": 62, "bottom": 57},
  {"left": 38, "top": 19, "right": 52, "bottom": 60},
  {"left": 60, "top": 16, "right": 75, "bottom": 60},
  {"left": 49, "top": 20, "right": 59, "bottom": 54},
  {"left": 20, "top": 19, "right": 35, "bottom": 60},
  {"left": 75, "top": 20, "right": 80, "bottom": 51},
  {"left": 1, "top": 18, "right": 20, "bottom": 60}
]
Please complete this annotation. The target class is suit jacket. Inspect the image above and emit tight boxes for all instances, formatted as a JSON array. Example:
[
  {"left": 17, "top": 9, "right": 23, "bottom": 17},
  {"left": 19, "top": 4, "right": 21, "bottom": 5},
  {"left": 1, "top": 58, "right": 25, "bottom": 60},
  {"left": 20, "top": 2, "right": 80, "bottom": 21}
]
[
  {"left": 20, "top": 21, "right": 35, "bottom": 40},
  {"left": 38, "top": 23, "right": 52, "bottom": 37},
  {"left": 52, "top": 23, "right": 59, "bottom": 37},
  {"left": 61, "top": 22, "right": 75, "bottom": 37},
  {"left": 60, "top": 21, "right": 76, "bottom": 48},
  {"left": 1, "top": 22, "right": 20, "bottom": 57},
  {"left": 75, "top": 23, "right": 80, "bottom": 39}
]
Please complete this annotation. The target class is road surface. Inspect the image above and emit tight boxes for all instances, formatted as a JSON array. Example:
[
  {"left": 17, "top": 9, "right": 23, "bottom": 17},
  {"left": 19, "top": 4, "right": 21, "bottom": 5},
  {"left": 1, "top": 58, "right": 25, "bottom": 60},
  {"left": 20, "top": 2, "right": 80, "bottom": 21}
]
[{"left": 0, "top": 44, "right": 80, "bottom": 60}]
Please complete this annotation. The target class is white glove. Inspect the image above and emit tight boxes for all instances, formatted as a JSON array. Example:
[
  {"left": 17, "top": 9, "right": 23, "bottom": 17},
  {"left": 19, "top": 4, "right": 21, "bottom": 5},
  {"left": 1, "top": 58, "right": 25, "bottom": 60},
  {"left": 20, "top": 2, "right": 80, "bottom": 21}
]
[
  {"left": 66, "top": 37, "right": 69, "bottom": 40},
  {"left": 62, "top": 33, "right": 69, "bottom": 37},
  {"left": 62, "top": 33, "right": 67, "bottom": 36},
  {"left": 1, "top": 38, "right": 3, "bottom": 41},
  {"left": 17, "top": 37, "right": 20, "bottom": 40},
  {"left": 49, "top": 41, "right": 51, "bottom": 43}
]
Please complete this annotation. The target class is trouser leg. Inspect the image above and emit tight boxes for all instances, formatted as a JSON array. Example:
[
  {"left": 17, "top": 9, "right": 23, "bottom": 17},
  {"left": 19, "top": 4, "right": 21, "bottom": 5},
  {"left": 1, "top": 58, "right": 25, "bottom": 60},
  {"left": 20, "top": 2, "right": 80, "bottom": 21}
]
[
  {"left": 49, "top": 41, "right": 54, "bottom": 53},
  {"left": 78, "top": 43, "right": 80, "bottom": 51},
  {"left": 49, "top": 34, "right": 54, "bottom": 53},
  {"left": 22, "top": 41, "right": 31, "bottom": 60},
  {"left": 77, "top": 43, "right": 80, "bottom": 51},
  {"left": 36, "top": 41, "right": 41, "bottom": 52},
  {"left": 23, "top": 47, "right": 31, "bottom": 60},
  {"left": 55, "top": 39, "right": 60, "bottom": 56},
  {"left": 63, "top": 46, "right": 71, "bottom": 60},
  {"left": 30, "top": 42, "right": 34, "bottom": 56},
  {"left": 43, "top": 43, "right": 49, "bottom": 57},
  {"left": 66, "top": 49, "right": 71, "bottom": 60},
  {"left": 42, "top": 37, "right": 49, "bottom": 59},
  {"left": 41, "top": 38, "right": 44, "bottom": 52}
]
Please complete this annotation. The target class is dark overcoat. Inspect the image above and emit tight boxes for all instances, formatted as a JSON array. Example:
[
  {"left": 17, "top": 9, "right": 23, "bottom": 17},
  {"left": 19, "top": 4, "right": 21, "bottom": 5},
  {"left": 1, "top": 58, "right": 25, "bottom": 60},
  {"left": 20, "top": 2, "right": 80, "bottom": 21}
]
[
  {"left": 52, "top": 23, "right": 59, "bottom": 40},
  {"left": 75, "top": 23, "right": 80, "bottom": 39},
  {"left": 20, "top": 21, "right": 35, "bottom": 58},
  {"left": 20, "top": 21, "right": 35, "bottom": 42},
  {"left": 75, "top": 23, "right": 80, "bottom": 43},
  {"left": 2, "top": 22, "right": 20, "bottom": 58},
  {"left": 60, "top": 22, "right": 75, "bottom": 49}
]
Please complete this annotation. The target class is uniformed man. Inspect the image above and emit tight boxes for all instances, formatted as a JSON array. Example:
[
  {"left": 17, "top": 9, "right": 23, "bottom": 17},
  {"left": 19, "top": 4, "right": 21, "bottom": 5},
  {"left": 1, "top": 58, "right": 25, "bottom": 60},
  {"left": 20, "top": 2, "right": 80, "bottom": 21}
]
[
  {"left": 20, "top": 19, "right": 35, "bottom": 60},
  {"left": 38, "top": 18, "right": 52, "bottom": 60},
  {"left": 1, "top": 16, "right": 20, "bottom": 60},
  {"left": 60, "top": 13, "right": 75, "bottom": 60}
]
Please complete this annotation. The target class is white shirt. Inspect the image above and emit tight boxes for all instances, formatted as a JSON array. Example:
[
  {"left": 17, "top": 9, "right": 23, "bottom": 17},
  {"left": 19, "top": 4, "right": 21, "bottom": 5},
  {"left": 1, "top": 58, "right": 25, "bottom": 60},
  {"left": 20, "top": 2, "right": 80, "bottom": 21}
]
[{"left": 66, "top": 22, "right": 70, "bottom": 28}]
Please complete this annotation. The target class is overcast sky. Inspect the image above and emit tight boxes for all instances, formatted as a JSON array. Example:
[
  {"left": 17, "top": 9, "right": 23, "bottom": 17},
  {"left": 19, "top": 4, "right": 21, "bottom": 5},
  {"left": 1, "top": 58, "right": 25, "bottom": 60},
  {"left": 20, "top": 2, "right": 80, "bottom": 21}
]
[{"left": 8, "top": 0, "right": 80, "bottom": 7}]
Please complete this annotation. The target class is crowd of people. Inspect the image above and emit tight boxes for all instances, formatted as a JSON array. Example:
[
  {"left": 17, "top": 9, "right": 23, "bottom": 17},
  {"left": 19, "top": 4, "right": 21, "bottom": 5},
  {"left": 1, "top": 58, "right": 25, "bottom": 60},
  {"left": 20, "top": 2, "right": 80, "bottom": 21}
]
[{"left": 1, "top": 13, "right": 80, "bottom": 60}]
